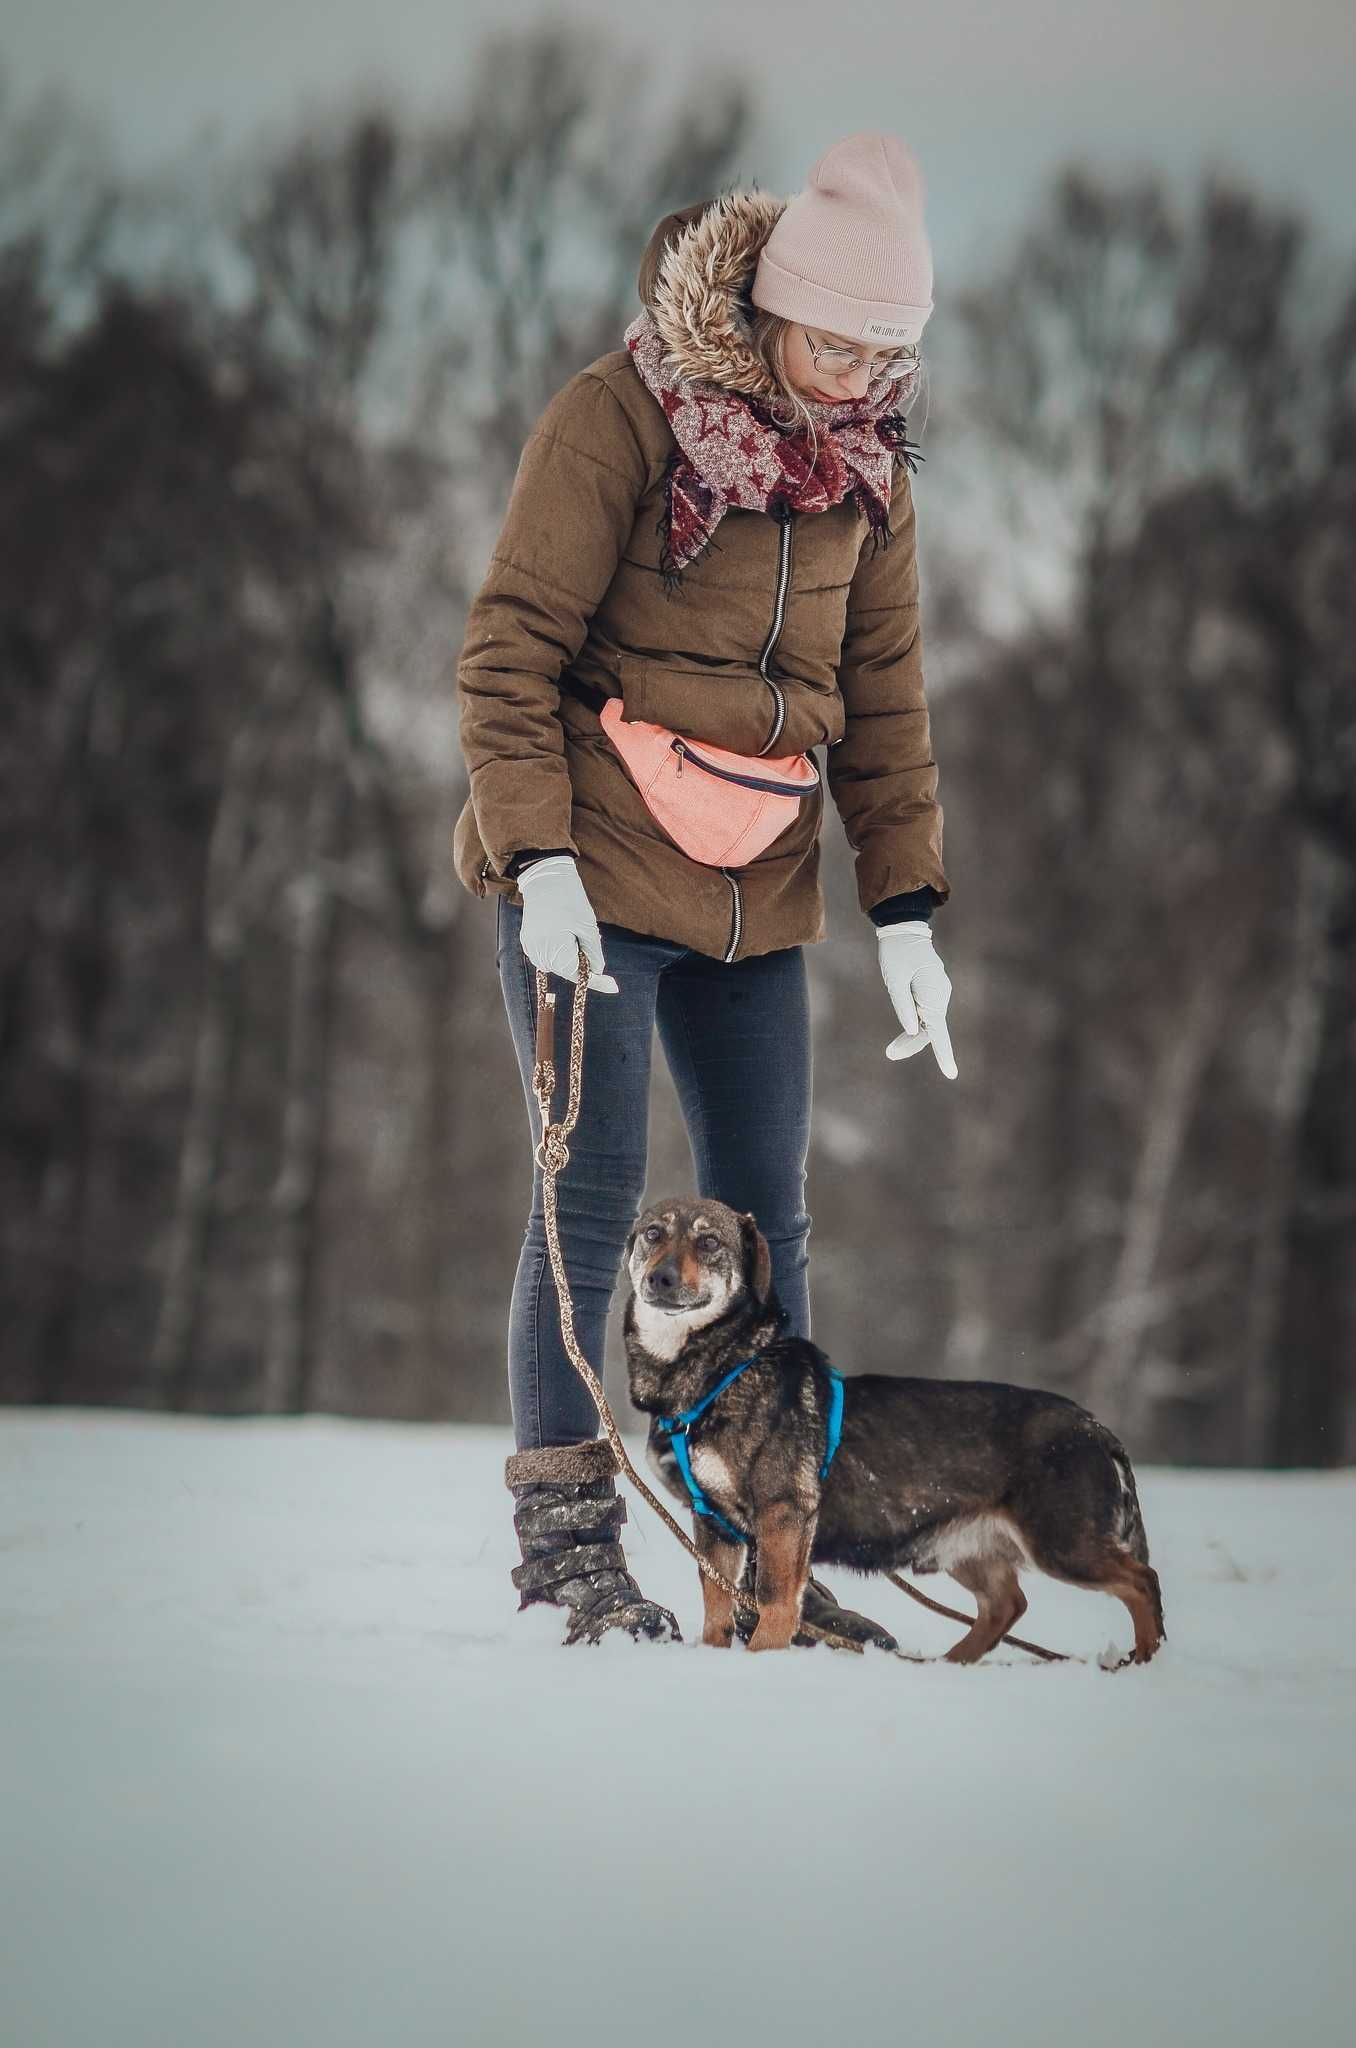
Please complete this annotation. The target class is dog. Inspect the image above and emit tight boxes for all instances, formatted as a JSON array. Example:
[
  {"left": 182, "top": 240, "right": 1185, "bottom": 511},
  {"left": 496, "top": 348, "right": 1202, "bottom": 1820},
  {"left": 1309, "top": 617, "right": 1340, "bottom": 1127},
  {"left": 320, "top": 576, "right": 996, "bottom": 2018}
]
[{"left": 623, "top": 1196, "right": 1165, "bottom": 1663}]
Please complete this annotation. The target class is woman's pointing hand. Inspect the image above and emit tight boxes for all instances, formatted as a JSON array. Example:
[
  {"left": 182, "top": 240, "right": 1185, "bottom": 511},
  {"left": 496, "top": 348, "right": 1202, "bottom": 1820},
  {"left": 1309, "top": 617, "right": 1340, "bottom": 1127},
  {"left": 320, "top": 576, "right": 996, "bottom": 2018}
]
[{"left": 876, "top": 923, "right": 957, "bottom": 1079}]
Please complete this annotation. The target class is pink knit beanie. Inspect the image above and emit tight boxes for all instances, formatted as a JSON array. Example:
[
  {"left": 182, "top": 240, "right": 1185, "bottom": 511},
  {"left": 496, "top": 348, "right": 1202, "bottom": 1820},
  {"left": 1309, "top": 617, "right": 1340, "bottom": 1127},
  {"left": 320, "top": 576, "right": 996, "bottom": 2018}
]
[{"left": 751, "top": 131, "right": 935, "bottom": 345}]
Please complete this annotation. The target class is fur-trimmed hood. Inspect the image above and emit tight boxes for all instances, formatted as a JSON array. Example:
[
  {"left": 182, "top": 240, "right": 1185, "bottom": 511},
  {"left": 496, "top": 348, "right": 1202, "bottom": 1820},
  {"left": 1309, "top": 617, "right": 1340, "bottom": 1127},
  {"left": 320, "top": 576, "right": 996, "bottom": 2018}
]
[{"left": 636, "top": 190, "right": 790, "bottom": 403}]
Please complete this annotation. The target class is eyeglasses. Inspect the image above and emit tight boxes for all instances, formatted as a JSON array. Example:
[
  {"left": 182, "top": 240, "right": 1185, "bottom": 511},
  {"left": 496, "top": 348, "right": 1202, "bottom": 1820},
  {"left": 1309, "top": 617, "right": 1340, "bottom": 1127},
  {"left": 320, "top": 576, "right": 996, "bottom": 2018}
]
[{"left": 804, "top": 331, "right": 920, "bottom": 382}]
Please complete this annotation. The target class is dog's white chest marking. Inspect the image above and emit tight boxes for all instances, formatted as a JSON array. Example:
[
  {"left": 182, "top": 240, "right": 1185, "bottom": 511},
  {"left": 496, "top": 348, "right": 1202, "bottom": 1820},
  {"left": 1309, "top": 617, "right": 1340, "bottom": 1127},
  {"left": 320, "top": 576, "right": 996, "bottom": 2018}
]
[
  {"left": 690, "top": 1446, "right": 737, "bottom": 1501},
  {"left": 927, "top": 1512, "right": 1032, "bottom": 1573},
  {"left": 630, "top": 1291, "right": 728, "bottom": 1363}
]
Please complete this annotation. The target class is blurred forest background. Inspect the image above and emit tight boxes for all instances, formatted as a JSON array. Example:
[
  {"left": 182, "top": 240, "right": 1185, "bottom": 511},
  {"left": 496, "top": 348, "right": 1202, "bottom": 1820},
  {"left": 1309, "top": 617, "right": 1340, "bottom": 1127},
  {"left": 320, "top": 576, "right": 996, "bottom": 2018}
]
[{"left": 1, "top": 22, "right": 1352, "bottom": 1466}]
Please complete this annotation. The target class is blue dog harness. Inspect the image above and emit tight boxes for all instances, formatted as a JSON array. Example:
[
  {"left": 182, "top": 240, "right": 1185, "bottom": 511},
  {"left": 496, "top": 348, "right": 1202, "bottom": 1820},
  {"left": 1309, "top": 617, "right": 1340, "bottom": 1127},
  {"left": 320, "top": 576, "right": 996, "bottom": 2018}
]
[{"left": 657, "top": 1355, "right": 845, "bottom": 1543}]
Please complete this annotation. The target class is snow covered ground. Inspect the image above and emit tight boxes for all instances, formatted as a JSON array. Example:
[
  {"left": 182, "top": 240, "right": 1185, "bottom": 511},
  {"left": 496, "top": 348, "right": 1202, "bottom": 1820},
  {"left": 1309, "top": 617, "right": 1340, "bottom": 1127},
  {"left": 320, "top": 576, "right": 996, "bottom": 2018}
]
[{"left": 2, "top": 1411, "right": 1352, "bottom": 2048}]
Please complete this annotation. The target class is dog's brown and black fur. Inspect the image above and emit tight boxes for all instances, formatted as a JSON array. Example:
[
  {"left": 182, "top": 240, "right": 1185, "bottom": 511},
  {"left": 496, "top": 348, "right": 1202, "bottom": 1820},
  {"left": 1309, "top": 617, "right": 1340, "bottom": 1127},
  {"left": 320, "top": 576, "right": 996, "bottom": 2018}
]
[{"left": 624, "top": 1197, "right": 1165, "bottom": 1662}]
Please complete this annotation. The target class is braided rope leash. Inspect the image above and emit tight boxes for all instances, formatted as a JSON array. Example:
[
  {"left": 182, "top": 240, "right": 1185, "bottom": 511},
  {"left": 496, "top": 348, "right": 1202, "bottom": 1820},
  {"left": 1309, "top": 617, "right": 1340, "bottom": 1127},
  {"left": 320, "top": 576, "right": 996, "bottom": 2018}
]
[
  {"left": 883, "top": 1574, "right": 1070, "bottom": 1662},
  {"left": 530, "top": 945, "right": 1070, "bottom": 1666}
]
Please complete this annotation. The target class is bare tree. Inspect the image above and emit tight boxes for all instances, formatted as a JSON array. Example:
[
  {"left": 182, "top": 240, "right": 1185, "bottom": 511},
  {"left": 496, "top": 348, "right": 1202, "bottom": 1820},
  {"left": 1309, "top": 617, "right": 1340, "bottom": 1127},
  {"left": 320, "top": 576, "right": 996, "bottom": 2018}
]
[
  {"left": 8, "top": 53, "right": 1347, "bottom": 1457},
  {"left": 935, "top": 172, "right": 1356, "bottom": 1459},
  {"left": 1, "top": 30, "right": 755, "bottom": 1419}
]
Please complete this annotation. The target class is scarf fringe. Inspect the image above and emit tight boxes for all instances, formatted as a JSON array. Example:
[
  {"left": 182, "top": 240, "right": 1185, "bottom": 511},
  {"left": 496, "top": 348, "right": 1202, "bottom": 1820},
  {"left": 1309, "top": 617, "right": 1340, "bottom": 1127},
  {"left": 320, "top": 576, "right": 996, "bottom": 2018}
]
[
  {"left": 877, "top": 413, "right": 926, "bottom": 474},
  {"left": 855, "top": 486, "right": 894, "bottom": 559},
  {"left": 656, "top": 456, "right": 725, "bottom": 595},
  {"left": 858, "top": 417, "right": 927, "bottom": 557}
]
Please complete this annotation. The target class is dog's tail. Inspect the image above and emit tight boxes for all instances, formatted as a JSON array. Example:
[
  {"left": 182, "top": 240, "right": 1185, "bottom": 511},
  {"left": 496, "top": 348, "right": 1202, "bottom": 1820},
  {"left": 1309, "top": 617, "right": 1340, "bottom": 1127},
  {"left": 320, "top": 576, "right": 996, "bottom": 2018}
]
[{"left": 1104, "top": 1434, "right": 1151, "bottom": 1564}]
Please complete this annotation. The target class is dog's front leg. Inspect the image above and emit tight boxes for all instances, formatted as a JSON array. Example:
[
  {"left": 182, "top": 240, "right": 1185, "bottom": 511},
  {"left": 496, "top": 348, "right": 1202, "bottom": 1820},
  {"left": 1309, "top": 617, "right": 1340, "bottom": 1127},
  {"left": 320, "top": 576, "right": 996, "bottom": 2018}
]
[
  {"left": 692, "top": 1520, "right": 745, "bottom": 1648},
  {"left": 748, "top": 1503, "right": 816, "bottom": 1651}
]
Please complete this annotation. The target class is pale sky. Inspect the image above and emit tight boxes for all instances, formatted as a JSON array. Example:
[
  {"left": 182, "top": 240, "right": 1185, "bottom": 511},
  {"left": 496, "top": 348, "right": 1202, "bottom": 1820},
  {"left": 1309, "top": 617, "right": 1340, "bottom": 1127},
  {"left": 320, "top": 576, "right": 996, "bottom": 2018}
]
[{"left": 4, "top": 0, "right": 1354, "bottom": 279}]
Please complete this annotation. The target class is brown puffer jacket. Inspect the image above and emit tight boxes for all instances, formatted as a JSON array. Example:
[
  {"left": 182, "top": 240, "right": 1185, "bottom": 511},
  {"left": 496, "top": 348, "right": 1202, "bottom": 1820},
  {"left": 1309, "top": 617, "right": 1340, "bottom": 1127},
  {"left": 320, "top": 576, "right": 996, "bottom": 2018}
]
[{"left": 452, "top": 189, "right": 950, "bottom": 963}]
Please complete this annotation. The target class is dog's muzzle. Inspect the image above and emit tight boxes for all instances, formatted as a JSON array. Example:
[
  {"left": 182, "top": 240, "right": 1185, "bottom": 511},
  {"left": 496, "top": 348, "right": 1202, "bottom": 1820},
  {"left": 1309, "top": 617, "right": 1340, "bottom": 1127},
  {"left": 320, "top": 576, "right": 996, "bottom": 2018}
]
[{"left": 641, "top": 1260, "right": 710, "bottom": 1313}]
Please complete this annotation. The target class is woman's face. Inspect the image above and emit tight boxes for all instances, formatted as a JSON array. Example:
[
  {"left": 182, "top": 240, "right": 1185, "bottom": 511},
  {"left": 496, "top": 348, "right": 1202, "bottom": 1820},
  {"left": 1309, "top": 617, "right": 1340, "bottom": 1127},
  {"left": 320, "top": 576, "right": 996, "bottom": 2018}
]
[{"left": 781, "top": 323, "right": 906, "bottom": 405}]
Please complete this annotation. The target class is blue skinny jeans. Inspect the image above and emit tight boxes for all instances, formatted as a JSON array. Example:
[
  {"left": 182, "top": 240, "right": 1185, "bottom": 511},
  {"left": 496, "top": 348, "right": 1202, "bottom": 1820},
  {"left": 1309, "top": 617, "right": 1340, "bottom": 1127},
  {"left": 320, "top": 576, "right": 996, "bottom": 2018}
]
[{"left": 495, "top": 893, "right": 813, "bottom": 1451}]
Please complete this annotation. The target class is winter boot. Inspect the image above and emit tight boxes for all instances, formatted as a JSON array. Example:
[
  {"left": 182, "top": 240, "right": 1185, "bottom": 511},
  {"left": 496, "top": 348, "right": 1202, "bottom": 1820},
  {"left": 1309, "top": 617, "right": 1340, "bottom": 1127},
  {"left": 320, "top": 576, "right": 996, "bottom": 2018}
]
[
  {"left": 505, "top": 1437, "right": 682, "bottom": 1645},
  {"left": 733, "top": 1541, "right": 899, "bottom": 1652}
]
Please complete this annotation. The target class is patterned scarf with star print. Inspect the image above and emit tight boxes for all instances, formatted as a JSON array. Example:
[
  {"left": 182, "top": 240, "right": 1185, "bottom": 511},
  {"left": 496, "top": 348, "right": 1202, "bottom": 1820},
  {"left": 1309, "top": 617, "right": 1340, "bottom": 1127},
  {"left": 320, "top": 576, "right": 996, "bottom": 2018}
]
[{"left": 623, "top": 307, "right": 924, "bottom": 592}]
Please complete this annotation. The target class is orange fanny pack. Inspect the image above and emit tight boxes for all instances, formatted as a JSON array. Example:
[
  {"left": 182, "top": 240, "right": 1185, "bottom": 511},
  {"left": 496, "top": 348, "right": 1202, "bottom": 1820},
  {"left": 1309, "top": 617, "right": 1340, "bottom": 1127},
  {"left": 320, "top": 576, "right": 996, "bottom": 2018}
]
[{"left": 597, "top": 695, "right": 819, "bottom": 868}]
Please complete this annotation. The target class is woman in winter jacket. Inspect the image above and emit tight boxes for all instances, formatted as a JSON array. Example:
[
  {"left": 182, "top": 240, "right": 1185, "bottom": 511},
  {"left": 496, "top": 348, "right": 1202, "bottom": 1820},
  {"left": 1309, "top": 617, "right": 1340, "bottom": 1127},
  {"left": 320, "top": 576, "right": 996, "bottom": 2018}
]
[{"left": 454, "top": 132, "right": 956, "bottom": 1646}]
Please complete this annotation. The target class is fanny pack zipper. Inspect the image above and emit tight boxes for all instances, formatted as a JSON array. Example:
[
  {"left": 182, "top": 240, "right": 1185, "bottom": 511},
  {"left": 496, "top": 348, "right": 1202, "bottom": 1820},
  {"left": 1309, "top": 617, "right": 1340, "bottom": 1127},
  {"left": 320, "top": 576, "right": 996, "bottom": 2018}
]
[{"left": 671, "top": 736, "right": 819, "bottom": 794}]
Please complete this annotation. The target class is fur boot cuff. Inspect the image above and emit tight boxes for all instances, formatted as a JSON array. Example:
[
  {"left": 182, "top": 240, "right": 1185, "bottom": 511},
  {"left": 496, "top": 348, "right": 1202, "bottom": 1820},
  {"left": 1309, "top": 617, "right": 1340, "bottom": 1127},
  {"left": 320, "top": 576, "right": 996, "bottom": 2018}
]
[{"left": 504, "top": 1437, "right": 619, "bottom": 1489}]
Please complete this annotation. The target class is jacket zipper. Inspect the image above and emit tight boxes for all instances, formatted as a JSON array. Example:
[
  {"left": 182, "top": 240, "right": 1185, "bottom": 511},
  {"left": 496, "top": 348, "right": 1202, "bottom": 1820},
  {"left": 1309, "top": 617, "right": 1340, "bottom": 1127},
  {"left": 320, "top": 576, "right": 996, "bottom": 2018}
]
[
  {"left": 720, "top": 867, "right": 743, "bottom": 962},
  {"left": 722, "top": 504, "right": 795, "bottom": 958},
  {"left": 755, "top": 508, "right": 794, "bottom": 756},
  {"left": 671, "top": 737, "right": 819, "bottom": 795}
]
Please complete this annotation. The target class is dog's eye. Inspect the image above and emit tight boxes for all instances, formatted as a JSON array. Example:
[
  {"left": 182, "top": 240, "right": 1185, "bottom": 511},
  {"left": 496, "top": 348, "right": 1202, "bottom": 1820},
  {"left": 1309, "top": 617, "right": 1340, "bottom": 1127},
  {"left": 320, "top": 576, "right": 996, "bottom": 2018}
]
[
  {"left": 642, "top": 1224, "right": 664, "bottom": 1244},
  {"left": 697, "top": 1233, "right": 721, "bottom": 1253}
]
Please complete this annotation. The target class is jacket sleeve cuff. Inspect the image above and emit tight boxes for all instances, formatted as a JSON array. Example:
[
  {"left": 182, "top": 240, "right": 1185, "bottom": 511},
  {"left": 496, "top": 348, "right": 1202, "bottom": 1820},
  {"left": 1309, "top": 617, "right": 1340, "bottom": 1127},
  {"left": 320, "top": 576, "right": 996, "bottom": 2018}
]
[
  {"left": 504, "top": 846, "right": 576, "bottom": 880},
  {"left": 869, "top": 885, "right": 939, "bottom": 927}
]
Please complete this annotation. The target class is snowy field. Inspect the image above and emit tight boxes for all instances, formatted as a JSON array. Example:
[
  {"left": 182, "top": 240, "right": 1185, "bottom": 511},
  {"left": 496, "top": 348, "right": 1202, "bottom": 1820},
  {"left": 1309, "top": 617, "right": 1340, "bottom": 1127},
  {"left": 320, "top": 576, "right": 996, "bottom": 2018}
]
[{"left": 2, "top": 1412, "right": 1353, "bottom": 2048}]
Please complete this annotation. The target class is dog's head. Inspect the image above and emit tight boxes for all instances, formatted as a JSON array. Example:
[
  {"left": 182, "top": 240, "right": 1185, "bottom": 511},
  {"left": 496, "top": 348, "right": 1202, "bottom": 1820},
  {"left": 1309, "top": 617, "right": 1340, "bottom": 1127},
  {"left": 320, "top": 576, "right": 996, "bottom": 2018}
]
[{"left": 623, "top": 1196, "right": 773, "bottom": 1361}]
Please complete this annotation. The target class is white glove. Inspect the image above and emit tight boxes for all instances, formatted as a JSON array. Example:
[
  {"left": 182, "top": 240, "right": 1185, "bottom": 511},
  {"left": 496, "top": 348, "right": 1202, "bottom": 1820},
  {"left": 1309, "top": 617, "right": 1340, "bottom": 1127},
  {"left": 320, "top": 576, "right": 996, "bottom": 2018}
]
[
  {"left": 876, "top": 922, "right": 957, "bottom": 1078},
  {"left": 516, "top": 856, "right": 619, "bottom": 994}
]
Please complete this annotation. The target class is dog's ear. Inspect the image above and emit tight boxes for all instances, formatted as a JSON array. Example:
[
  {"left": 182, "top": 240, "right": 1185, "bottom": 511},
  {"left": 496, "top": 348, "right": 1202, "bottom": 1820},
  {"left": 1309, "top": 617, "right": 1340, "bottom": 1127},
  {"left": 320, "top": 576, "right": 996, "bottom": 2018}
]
[{"left": 739, "top": 1211, "right": 773, "bottom": 1306}]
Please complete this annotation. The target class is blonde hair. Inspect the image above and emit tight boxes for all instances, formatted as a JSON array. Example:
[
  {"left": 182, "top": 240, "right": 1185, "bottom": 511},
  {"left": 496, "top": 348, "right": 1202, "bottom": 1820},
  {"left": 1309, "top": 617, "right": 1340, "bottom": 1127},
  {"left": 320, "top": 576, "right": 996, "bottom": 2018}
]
[{"left": 748, "top": 309, "right": 821, "bottom": 461}]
